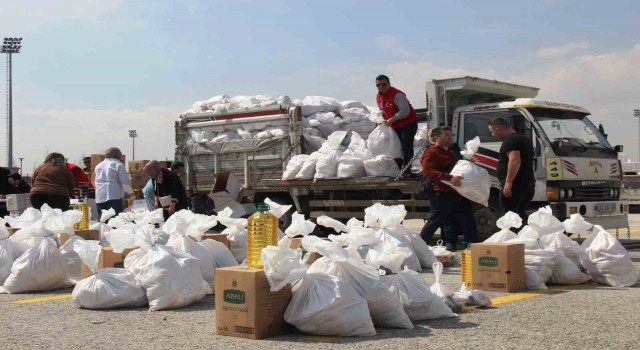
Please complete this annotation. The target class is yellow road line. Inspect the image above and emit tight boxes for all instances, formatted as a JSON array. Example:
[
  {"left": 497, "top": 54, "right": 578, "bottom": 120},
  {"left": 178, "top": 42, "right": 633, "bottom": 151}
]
[
  {"left": 302, "top": 336, "right": 341, "bottom": 342},
  {"left": 11, "top": 294, "right": 72, "bottom": 304},
  {"left": 490, "top": 283, "right": 594, "bottom": 306}
]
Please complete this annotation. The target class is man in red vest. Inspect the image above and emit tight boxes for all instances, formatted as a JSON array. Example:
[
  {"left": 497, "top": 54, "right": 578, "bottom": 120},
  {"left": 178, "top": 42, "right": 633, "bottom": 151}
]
[{"left": 375, "top": 74, "right": 418, "bottom": 177}]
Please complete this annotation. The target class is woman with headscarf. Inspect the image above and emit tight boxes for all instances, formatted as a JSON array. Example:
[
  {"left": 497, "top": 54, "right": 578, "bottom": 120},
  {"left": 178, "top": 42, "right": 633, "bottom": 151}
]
[
  {"left": 94, "top": 147, "right": 130, "bottom": 215},
  {"left": 144, "top": 160, "right": 187, "bottom": 219},
  {"left": 30, "top": 152, "right": 76, "bottom": 210}
]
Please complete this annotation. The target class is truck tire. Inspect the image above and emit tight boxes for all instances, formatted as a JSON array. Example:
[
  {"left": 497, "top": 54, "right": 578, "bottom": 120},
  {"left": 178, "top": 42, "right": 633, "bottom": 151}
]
[{"left": 472, "top": 192, "right": 501, "bottom": 240}]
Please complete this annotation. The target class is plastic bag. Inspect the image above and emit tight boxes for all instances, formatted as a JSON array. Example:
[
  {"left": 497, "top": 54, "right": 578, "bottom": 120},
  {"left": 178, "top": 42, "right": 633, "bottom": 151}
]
[
  {"left": 261, "top": 245, "right": 307, "bottom": 292},
  {"left": 284, "top": 212, "right": 316, "bottom": 238},
  {"left": 484, "top": 211, "right": 522, "bottom": 243},
  {"left": 199, "top": 239, "right": 238, "bottom": 268},
  {"left": 167, "top": 230, "right": 217, "bottom": 292},
  {"left": 442, "top": 160, "right": 491, "bottom": 206},
  {"left": 527, "top": 206, "right": 565, "bottom": 237},
  {"left": 282, "top": 155, "right": 310, "bottom": 180},
  {"left": 105, "top": 225, "right": 138, "bottom": 253},
  {"left": 393, "top": 224, "right": 438, "bottom": 269},
  {"left": 307, "top": 256, "right": 413, "bottom": 329},
  {"left": 100, "top": 208, "right": 116, "bottom": 223},
  {"left": 383, "top": 266, "right": 456, "bottom": 320},
  {"left": 547, "top": 250, "right": 591, "bottom": 285},
  {"left": 72, "top": 268, "right": 148, "bottom": 309},
  {"left": 454, "top": 282, "right": 492, "bottom": 307},
  {"left": 44, "top": 210, "right": 83, "bottom": 236},
  {"left": 365, "top": 241, "right": 413, "bottom": 272},
  {"left": 163, "top": 210, "right": 217, "bottom": 242},
  {"left": 222, "top": 225, "right": 247, "bottom": 264},
  {"left": 0, "top": 223, "right": 29, "bottom": 285},
  {"left": 374, "top": 228, "right": 421, "bottom": 272},
  {"left": 314, "top": 150, "right": 342, "bottom": 179},
  {"left": 581, "top": 226, "right": 640, "bottom": 287},
  {"left": 364, "top": 155, "right": 400, "bottom": 177},
  {"left": 562, "top": 214, "right": 594, "bottom": 236},
  {"left": 430, "top": 240, "right": 460, "bottom": 267},
  {"left": 124, "top": 232, "right": 210, "bottom": 310},
  {"left": 59, "top": 235, "right": 85, "bottom": 284},
  {"left": 540, "top": 231, "right": 587, "bottom": 269},
  {"left": 524, "top": 249, "right": 557, "bottom": 290},
  {"left": 285, "top": 272, "right": 376, "bottom": 336},
  {"left": 430, "top": 262, "right": 464, "bottom": 313},
  {"left": 367, "top": 125, "right": 402, "bottom": 159},
  {"left": 1, "top": 237, "right": 70, "bottom": 293},
  {"left": 73, "top": 239, "right": 102, "bottom": 275}
]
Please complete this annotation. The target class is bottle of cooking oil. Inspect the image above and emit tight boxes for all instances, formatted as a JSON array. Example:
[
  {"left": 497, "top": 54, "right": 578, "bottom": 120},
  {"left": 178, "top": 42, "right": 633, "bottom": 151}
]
[
  {"left": 461, "top": 243, "right": 473, "bottom": 285},
  {"left": 247, "top": 203, "right": 278, "bottom": 269},
  {"left": 73, "top": 197, "right": 90, "bottom": 231}
]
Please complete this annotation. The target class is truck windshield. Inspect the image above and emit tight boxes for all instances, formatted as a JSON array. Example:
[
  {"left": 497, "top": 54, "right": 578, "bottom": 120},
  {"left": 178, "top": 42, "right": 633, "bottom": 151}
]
[{"left": 528, "top": 108, "right": 615, "bottom": 157}]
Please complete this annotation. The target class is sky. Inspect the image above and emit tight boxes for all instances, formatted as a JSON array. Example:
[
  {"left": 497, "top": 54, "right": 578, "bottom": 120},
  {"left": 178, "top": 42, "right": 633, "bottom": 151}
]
[{"left": 1, "top": 0, "right": 639, "bottom": 173}]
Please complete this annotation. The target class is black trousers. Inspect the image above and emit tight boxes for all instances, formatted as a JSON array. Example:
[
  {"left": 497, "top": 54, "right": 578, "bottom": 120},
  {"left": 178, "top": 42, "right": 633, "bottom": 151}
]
[
  {"left": 420, "top": 191, "right": 478, "bottom": 245},
  {"left": 30, "top": 193, "right": 70, "bottom": 211},
  {"left": 393, "top": 122, "right": 418, "bottom": 174},
  {"left": 499, "top": 182, "right": 536, "bottom": 224}
]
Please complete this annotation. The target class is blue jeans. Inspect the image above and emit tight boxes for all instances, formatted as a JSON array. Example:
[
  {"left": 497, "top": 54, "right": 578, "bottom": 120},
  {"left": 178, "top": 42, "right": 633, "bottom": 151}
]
[
  {"left": 142, "top": 179, "right": 156, "bottom": 212},
  {"left": 420, "top": 191, "right": 478, "bottom": 245},
  {"left": 97, "top": 198, "right": 124, "bottom": 216},
  {"left": 393, "top": 122, "right": 418, "bottom": 173}
]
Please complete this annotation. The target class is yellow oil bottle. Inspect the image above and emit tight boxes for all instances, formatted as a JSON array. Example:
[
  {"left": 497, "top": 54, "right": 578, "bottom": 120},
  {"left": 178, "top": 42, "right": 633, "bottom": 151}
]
[
  {"left": 73, "top": 198, "right": 90, "bottom": 231},
  {"left": 461, "top": 243, "right": 473, "bottom": 285},
  {"left": 247, "top": 203, "right": 278, "bottom": 268}
]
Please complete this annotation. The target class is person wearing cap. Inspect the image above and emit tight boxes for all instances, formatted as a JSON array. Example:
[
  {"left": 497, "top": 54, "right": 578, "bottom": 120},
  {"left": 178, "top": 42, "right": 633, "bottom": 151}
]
[
  {"left": 144, "top": 160, "right": 187, "bottom": 219},
  {"left": 7, "top": 173, "right": 31, "bottom": 194},
  {"left": 375, "top": 74, "right": 418, "bottom": 177},
  {"left": 94, "top": 147, "right": 130, "bottom": 215}
]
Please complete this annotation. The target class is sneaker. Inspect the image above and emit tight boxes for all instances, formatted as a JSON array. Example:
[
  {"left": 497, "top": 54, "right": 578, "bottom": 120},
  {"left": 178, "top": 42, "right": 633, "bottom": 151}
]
[{"left": 445, "top": 243, "right": 458, "bottom": 252}]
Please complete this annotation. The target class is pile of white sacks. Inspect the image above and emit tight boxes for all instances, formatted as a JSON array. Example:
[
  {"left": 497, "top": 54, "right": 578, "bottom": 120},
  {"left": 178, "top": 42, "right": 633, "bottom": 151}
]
[
  {"left": 184, "top": 94, "right": 431, "bottom": 178},
  {"left": 261, "top": 202, "right": 492, "bottom": 337},
  {"left": 485, "top": 207, "right": 640, "bottom": 290},
  {"left": 0, "top": 205, "right": 248, "bottom": 311}
]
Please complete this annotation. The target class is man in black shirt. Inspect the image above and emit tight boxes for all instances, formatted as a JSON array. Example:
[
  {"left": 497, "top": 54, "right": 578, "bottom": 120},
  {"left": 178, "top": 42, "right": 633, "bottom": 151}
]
[{"left": 488, "top": 117, "right": 536, "bottom": 222}]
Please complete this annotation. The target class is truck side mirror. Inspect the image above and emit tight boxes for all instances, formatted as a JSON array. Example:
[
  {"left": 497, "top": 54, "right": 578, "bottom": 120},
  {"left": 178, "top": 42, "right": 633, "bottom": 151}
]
[{"left": 614, "top": 145, "right": 623, "bottom": 153}]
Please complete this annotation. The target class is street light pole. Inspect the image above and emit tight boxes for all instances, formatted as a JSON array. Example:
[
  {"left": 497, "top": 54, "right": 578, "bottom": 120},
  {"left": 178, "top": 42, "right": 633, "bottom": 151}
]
[
  {"left": 18, "top": 157, "right": 23, "bottom": 175},
  {"left": 635, "top": 109, "right": 640, "bottom": 162},
  {"left": 129, "top": 130, "right": 138, "bottom": 161},
  {"left": 2, "top": 38, "right": 22, "bottom": 167}
]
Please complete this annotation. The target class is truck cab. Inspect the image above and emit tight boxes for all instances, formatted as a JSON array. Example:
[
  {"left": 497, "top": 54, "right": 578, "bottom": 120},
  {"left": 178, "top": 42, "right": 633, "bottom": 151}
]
[{"left": 426, "top": 76, "right": 628, "bottom": 235}]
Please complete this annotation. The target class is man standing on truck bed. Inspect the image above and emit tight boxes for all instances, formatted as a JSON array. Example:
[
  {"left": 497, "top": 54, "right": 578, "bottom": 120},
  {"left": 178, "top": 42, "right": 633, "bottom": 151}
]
[
  {"left": 488, "top": 117, "right": 536, "bottom": 223},
  {"left": 376, "top": 74, "right": 418, "bottom": 177},
  {"left": 420, "top": 126, "right": 477, "bottom": 251}
]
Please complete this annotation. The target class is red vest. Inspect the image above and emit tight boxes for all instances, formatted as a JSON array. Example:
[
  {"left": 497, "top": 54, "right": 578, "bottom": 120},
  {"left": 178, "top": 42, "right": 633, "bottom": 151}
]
[{"left": 376, "top": 86, "right": 417, "bottom": 129}]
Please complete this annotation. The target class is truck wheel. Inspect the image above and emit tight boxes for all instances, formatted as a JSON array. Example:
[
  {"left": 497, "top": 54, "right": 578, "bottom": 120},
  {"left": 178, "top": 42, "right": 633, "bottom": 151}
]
[{"left": 473, "top": 205, "right": 499, "bottom": 240}]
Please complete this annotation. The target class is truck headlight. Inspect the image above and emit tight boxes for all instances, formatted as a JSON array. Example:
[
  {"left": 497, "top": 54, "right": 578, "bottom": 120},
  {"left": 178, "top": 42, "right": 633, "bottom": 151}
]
[
  {"left": 567, "top": 188, "right": 574, "bottom": 198},
  {"left": 610, "top": 188, "right": 615, "bottom": 197}
]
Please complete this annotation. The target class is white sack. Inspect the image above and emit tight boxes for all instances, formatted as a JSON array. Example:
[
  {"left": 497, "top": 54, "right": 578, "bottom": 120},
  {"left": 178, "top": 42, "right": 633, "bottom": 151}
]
[
  {"left": 307, "top": 257, "right": 413, "bottom": 329},
  {"left": 367, "top": 125, "right": 402, "bottom": 159},
  {"left": 340, "top": 100, "right": 369, "bottom": 111},
  {"left": 540, "top": 231, "right": 587, "bottom": 268},
  {"left": 548, "top": 250, "right": 591, "bottom": 285},
  {"left": 167, "top": 233, "right": 217, "bottom": 292},
  {"left": 393, "top": 225, "right": 438, "bottom": 269},
  {"left": 527, "top": 206, "right": 565, "bottom": 237},
  {"left": 295, "top": 153, "right": 319, "bottom": 180},
  {"left": 337, "top": 156, "right": 366, "bottom": 178},
  {"left": 314, "top": 150, "right": 342, "bottom": 179},
  {"left": 581, "top": 227, "right": 640, "bottom": 287},
  {"left": 442, "top": 160, "right": 491, "bottom": 206},
  {"left": 0, "top": 223, "right": 29, "bottom": 285},
  {"left": 364, "top": 155, "right": 400, "bottom": 177},
  {"left": 339, "top": 108, "right": 368, "bottom": 122},
  {"left": 1, "top": 237, "right": 70, "bottom": 293},
  {"left": 303, "top": 134, "right": 326, "bottom": 153},
  {"left": 345, "top": 119, "right": 377, "bottom": 134},
  {"left": 284, "top": 273, "right": 376, "bottom": 336},
  {"left": 282, "top": 155, "right": 309, "bottom": 180},
  {"left": 430, "top": 262, "right": 464, "bottom": 313},
  {"left": 72, "top": 268, "right": 148, "bottom": 309},
  {"left": 484, "top": 211, "right": 522, "bottom": 243},
  {"left": 199, "top": 239, "right": 238, "bottom": 268},
  {"left": 524, "top": 249, "right": 556, "bottom": 290},
  {"left": 383, "top": 267, "right": 456, "bottom": 320}
]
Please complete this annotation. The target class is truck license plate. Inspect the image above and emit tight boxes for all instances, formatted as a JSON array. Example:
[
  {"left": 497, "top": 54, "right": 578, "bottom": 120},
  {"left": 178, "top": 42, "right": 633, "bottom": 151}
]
[{"left": 595, "top": 203, "right": 616, "bottom": 213}]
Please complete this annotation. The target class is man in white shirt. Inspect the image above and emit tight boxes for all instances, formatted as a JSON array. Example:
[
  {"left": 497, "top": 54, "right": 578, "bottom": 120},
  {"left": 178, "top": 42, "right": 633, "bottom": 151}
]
[{"left": 94, "top": 147, "right": 130, "bottom": 215}]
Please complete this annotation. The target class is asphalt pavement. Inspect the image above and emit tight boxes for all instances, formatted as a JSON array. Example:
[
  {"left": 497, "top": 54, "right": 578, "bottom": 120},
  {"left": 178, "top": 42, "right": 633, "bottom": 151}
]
[{"left": 1, "top": 219, "right": 639, "bottom": 350}]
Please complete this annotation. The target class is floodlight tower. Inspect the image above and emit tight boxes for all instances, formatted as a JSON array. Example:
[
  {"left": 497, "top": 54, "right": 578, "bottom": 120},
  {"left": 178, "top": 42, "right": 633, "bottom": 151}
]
[{"left": 1, "top": 37, "right": 22, "bottom": 167}]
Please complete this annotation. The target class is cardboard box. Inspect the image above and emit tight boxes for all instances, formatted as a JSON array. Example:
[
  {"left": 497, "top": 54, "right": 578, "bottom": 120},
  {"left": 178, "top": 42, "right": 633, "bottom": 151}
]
[
  {"left": 159, "top": 161, "right": 171, "bottom": 169},
  {"left": 215, "top": 266, "right": 292, "bottom": 339},
  {"left": 208, "top": 172, "right": 255, "bottom": 218},
  {"left": 59, "top": 229, "right": 101, "bottom": 246},
  {"left": 80, "top": 247, "right": 135, "bottom": 279},
  {"left": 128, "top": 160, "right": 150, "bottom": 172},
  {"left": 471, "top": 242, "right": 525, "bottom": 293},
  {"left": 129, "top": 171, "right": 149, "bottom": 190},
  {"left": 201, "top": 233, "right": 231, "bottom": 249},
  {"left": 90, "top": 153, "right": 127, "bottom": 172},
  {"left": 6, "top": 194, "right": 31, "bottom": 211}
]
